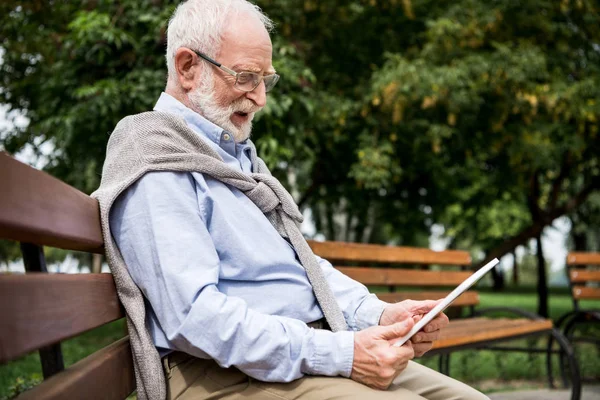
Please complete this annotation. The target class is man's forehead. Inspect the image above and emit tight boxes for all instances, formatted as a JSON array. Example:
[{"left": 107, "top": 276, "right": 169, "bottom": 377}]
[
  {"left": 219, "top": 34, "right": 275, "bottom": 73},
  {"left": 216, "top": 11, "right": 275, "bottom": 73}
]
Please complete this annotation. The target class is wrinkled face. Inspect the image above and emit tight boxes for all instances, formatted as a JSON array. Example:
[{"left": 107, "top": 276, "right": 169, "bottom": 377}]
[{"left": 189, "top": 12, "right": 274, "bottom": 142}]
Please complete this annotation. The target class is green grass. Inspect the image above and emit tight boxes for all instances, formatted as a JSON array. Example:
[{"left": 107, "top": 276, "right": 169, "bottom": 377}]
[
  {"left": 478, "top": 291, "right": 599, "bottom": 321},
  {"left": 1, "top": 293, "right": 598, "bottom": 398}
]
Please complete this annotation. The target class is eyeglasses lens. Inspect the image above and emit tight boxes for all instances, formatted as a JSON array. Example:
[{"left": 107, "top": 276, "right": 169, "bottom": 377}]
[
  {"left": 235, "top": 72, "right": 280, "bottom": 93},
  {"left": 235, "top": 72, "right": 258, "bottom": 91},
  {"left": 264, "top": 74, "right": 280, "bottom": 92}
]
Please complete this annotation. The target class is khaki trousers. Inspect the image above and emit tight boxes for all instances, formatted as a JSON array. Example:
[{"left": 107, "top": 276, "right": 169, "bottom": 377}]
[{"left": 163, "top": 353, "right": 490, "bottom": 400}]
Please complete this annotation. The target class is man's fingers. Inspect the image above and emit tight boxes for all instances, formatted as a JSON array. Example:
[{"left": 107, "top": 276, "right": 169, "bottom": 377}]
[
  {"left": 390, "top": 339, "right": 415, "bottom": 362},
  {"left": 412, "top": 341, "right": 433, "bottom": 358},
  {"left": 377, "top": 319, "right": 414, "bottom": 340},
  {"left": 411, "top": 330, "right": 440, "bottom": 343},
  {"left": 423, "top": 313, "right": 449, "bottom": 333},
  {"left": 405, "top": 299, "right": 442, "bottom": 314},
  {"left": 412, "top": 314, "right": 423, "bottom": 323}
]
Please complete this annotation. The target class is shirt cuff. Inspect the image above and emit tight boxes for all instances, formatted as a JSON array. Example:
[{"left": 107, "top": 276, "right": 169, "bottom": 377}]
[
  {"left": 303, "top": 329, "right": 354, "bottom": 378},
  {"left": 353, "top": 294, "right": 388, "bottom": 331}
]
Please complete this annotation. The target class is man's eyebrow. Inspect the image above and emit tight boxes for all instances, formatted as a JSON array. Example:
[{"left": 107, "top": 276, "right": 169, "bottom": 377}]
[
  {"left": 233, "top": 64, "right": 276, "bottom": 74},
  {"left": 232, "top": 63, "right": 261, "bottom": 72}
]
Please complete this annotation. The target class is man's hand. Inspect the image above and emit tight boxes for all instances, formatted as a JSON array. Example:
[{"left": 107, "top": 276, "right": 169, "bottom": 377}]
[
  {"left": 351, "top": 320, "right": 415, "bottom": 390},
  {"left": 379, "top": 299, "right": 449, "bottom": 357}
]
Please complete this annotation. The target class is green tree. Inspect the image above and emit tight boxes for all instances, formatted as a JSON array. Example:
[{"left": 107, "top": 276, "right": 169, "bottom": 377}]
[
  {"left": 0, "top": 240, "right": 20, "bottom": 270},
  {"left": 2, "top": 1, "right": 600, "bottom": 314},
  {"left": 569, "top": 192, "right": 600, "bottom": 252}
]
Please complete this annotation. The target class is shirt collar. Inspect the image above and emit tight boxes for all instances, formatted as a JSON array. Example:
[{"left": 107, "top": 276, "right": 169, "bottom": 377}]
[{"left": 153, "top": 92, "right": 227, "bottom": 146}]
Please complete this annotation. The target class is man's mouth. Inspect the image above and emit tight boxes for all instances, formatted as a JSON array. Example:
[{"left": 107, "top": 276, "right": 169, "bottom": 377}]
[{"left": 231, "top": 111, "right": 253, "bottom": 126}]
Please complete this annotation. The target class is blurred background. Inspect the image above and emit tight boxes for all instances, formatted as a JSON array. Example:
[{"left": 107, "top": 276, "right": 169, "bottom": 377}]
[{"left": 1, "top": 0, "right": 599, "bottom": 397}]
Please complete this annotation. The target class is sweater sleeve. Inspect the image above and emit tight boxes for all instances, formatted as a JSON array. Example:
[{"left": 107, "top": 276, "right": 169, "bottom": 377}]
[{"left": 318, "top": 256, "right": 388, "bottom": 330}]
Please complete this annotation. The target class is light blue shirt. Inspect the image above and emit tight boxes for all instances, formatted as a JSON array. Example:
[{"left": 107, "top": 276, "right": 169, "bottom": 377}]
[{"left": 109, "top": 92, "right": 387, "bottom": 382}]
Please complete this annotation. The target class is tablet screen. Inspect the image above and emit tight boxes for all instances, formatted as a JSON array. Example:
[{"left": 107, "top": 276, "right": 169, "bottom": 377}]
[{"left": 392, "top": 258, "right": 499, "bottom": 347}]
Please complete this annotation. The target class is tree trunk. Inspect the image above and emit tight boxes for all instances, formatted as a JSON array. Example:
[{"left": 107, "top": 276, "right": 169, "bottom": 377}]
[
  {"left": 490, "top": 261, "right": 504, "bottom": 291},
  {"left": 325, "top": 201, "right": 335, "bottom": 240},
  {"left": 536, "top": 233, "right": 548, "bottom": 317},
  {"left": 92, "top": 254, "right": 103, "bottom": 274},
  {"left": 572, "top": 231, "right": 587, "bottom": 252},
  {"left": 512, "top": 248, "right": 519, "bottom": 285}
]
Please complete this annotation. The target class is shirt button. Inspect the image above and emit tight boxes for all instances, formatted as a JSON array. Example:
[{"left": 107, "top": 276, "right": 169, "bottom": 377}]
[{"left": 223, "top": 133, "right": 231, "bottom": 141}]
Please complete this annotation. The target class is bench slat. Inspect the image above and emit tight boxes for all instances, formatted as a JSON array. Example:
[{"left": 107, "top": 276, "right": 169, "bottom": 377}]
[
  {"left": 572, "top": 286, "right": 600, "bottom": 300},
  {"left": 441, "top": 317, "right": 535, "bottom": 332},
  {"left": 309, "top": 240, "right": 471, "bottom": 265},
  {"left": 336, "top": 267, "right": 472, "bottom": 286},
  {"left": 567, "top": 252, "right": 600, "bottom": 266},
  {"left": 16, "top": 337, "right": 135, "bottom": 400},
  {"left": 0, "top": 152, "right": 104, "bottom": 253},
  {"left": 433, "top": 318, "right": 553, "bottom": 349},
  {"left": 376, "top": 291, "right": 479, "bottom": 307},
  {"left": 0, "top": 274, "right": 124, "bottom": 363},
  {"left": 569, "top": 270, "right": 600, "bottom": 283}
]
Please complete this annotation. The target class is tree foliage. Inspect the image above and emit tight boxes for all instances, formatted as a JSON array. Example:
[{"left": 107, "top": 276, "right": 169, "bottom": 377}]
[
  {"left": 365, "top": 1, "right": 600, "bottom": 254},
  {"left": 1, "top": 0, "right": 599, "bottom": 280}
]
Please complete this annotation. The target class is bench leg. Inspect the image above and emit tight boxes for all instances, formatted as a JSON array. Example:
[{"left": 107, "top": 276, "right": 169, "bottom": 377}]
[
  {"left": 438, "top": 353, "right": 451, "bottom": 376},
  {"left": 20, "top": 242, "right": 66, "bottom": 378},
  {"left": 545, "top": 328, "right": 581, "bottom": 400},
  {"left": 38, "top": 343, "right": 65, "bottom": 379},
  {"left": 555, "top": 311, "right": 577, "bottom": 333}
]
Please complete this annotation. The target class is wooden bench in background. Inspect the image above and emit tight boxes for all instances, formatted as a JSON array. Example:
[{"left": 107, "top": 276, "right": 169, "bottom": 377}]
[
  {"left": 308, "top": 240, "right": 582, "bottom": 400},
  {"left": 565, "top": 252, "right": 600, "bottom": 312},
  {"left": 0, "top": 152, "right": 581, "bottom": 399},
  {"left": 550, "top": 252, "right": 600, "bottom": 369},
  {"left": 0, "top": 152, "right": 135, "bottom": 399}
]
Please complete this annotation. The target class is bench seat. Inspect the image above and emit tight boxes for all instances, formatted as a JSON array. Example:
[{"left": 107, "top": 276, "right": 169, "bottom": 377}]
[
  {"left": 309, "top": 239, "right": 582, "bottom": 400},
  {"left": 433, "top": 317, "right": 553, "bottom": 351},
  {"left": 15, "top": 338, "right": 134, "bottom": 400}
]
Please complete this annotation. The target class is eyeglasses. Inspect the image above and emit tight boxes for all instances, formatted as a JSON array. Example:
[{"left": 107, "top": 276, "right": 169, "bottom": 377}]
[{"left": 192, "top": 50, "right": 280, "bottom": 93}]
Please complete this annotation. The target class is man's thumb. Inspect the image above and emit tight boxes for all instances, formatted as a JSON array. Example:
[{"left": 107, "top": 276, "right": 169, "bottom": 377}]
[{"left": 378, "top": 319, "right": 414, "bottom": 340}]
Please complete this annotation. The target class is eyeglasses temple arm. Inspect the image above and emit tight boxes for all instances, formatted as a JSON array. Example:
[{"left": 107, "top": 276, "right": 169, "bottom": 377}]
[
  {"left": 219, "top": 65, "right": 237, "bottom": 76},
  {"left": 194, "top": 50, "right": 237, "bottom": 77}
]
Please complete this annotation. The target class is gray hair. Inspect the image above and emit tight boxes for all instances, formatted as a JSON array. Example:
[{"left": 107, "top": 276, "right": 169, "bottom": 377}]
[{"left": 166, "top": 0, "right": 274, "bottom": 84}]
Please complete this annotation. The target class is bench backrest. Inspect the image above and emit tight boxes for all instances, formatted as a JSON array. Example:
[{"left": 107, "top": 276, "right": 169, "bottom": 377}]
[
  {"left": 0, "top": 152, "right": 135, "bottom": 400},
  {"left": 566, "top": 252, "right": 600, "bottom": 310},
  {"left": 0, "top": 150, "right": 472, "bottom": 398},
  {"left": 307, "top": 240, "right": 477, "bottom": 307}
]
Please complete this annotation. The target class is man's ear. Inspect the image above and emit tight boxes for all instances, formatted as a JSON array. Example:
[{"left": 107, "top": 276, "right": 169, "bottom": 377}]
[{"left": 174, "top": 48, "right": 200, "bottom": 92}]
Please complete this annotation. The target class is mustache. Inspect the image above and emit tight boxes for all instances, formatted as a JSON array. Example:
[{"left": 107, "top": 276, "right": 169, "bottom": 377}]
[{"left": 232, "top": 99, "right": 261, "bottom": 114}]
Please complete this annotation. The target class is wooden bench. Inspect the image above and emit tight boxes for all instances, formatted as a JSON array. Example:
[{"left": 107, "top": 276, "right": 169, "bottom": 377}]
[
  {"left": 0, "top": 151, "right": 581, "bottom": 399},
  {"left": 0, "top": 152, "right": 135, "bottom": 399},
  {"left": 552, "top": 252, "right": 600, "bottom": 356},
  {"left": 308, "top": 240, "right": 582, "bottom": 400}
]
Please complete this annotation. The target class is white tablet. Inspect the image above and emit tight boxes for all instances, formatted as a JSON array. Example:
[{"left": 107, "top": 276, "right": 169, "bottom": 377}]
[{"left": 393, "top": 258, "right": 500, "bottom": 347}]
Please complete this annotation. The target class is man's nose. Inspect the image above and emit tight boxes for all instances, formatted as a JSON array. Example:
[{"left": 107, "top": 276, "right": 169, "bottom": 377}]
[{"left": 246, "top": 80, "right": 267, "bottom": 108}]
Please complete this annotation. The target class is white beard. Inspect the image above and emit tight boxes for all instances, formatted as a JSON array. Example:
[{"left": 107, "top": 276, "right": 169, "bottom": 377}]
[{"left": 189, "top": 76, "right": 259, "bottom": 143}]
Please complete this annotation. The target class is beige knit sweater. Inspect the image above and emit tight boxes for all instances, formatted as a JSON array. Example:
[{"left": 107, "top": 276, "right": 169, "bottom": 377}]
[{"left": 92, "top": 111, "right": 348, "bottom": 400}]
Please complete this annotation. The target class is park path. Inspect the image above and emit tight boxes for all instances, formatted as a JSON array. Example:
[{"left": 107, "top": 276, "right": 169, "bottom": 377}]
[{"left": 488, "top": 384, "right": 600, "bottom": 400}]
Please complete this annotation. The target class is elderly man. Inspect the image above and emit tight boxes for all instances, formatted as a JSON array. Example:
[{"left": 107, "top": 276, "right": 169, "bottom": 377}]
[{"left": 94, "top": 0, "right": 489, "bottom": 399}]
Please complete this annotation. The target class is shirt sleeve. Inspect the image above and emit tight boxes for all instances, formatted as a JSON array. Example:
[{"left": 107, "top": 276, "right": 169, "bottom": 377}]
[
  {"left": 109, "top": 171, "right": 354, "bottom": 382},
  {"left": 317, "top": 255, "right": 388, "bottom": 331}
]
